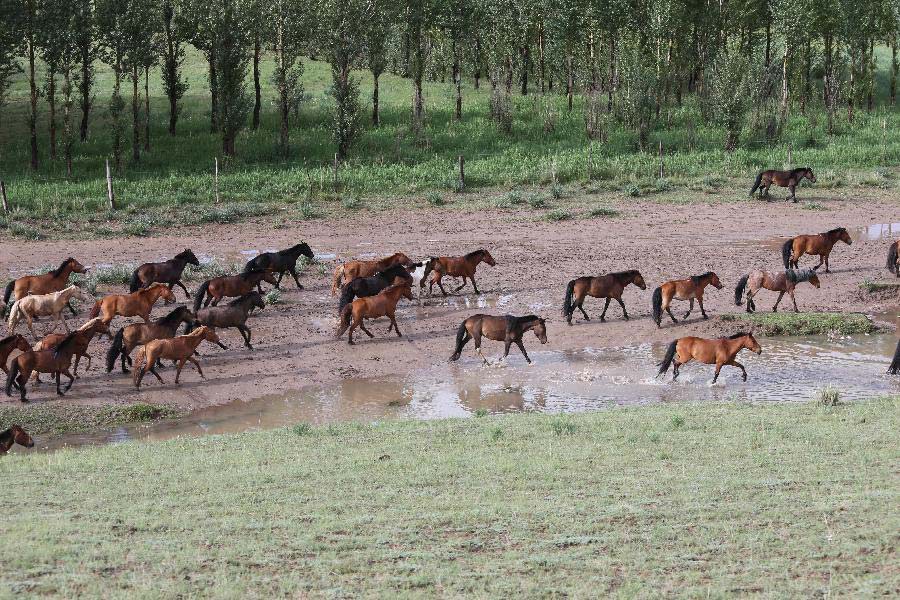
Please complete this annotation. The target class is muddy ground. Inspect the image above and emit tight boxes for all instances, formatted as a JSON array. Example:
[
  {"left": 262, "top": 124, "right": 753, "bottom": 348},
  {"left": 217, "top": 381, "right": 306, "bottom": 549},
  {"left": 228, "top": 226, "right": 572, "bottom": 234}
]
[{"left": 1, "top": 190, "right": 898, "bottom": 411}]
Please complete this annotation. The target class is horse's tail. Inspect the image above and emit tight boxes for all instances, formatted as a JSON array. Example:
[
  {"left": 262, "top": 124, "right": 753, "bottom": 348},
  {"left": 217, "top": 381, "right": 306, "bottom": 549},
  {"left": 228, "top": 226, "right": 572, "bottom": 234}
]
[
  {"left": 656, "top": 340, "right": 678, "bottom": 377},
  {"left": 335, "top": 304, "right": 352, "bottom": 338},
  {"left": 734, "top": 274, "right": 749, "bottom": 306},
  {"left": 6, "top": 300, "right": 21, "bottom": 334},
  {"left": 887, "top": 243, "right": 899, "bottom": 274},
  {"left": 105, "top": 328, "right": 124, "bottom": 372},
  {"left": 562, "top": 279, "right": 576, "bottom": 318},
  {"left": 5, "top": 359, "right": 20, "bottom": 396},
  {"left": 2, "top": 280, "right": 14, "bottom": 316},
  {"left": 749, "top": 171, "right": 763, "bottom": 196},
  {"left": 331, "top": 265, "right": 344, "bottom": 296},
  {"left": 337, "top": 283, "right": 356, "bottom": 313},
  {"left": 193, "top": 281, "right": 210, "bottom": 312},
  {"left": 651, "top": 287, "right": 663, "bottom": 327},
  {"left": 88, "top": 299, "right": 101, "bottom": 319},
  {"left": 889, "top": 339, "right": 900, "bottom": 375},
  {"left": 128, "top": 268, "right": 142, "bottom": 292},
  {"left": 449, "top": 321, "right": 468, "bottom": 361},
  {"left": 781, "top": 238, "right": 794, "bottom": 269}
]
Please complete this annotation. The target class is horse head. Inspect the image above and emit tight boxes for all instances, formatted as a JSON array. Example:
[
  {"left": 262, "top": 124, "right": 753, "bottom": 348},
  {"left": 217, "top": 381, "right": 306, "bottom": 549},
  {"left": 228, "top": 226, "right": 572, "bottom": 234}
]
[
  {"left": 632, "top": 271, "right": 647, "bottom": 290},
  {"left": 804, "top": 168, "right": 816, "bottom": 183},
  {"left": 708, "top": 272, "right": 724, "bottom": 289},
  {"left": 11, "top": 425, "right": 34, "bottom": 448},
  {"left": 480, "top": 249, "right": 497, "bottom": 267},
  {"left": 744, "top": 333, "right": 762, "bottom": 355},
  {"left": 178, "top": 249, "right": 200, "bottom": 266}
]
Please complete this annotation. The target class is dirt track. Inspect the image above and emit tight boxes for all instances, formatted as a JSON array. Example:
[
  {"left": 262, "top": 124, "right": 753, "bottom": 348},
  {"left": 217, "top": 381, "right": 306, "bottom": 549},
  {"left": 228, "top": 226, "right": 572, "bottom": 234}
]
[{"left": 1, "top": 192, "right": 898, "bottom": 410}]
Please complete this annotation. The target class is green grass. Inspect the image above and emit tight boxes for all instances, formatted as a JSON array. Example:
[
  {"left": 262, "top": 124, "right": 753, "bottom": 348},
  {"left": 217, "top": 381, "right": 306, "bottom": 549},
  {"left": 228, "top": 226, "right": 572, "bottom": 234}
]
[
  {"left": 0, "top": 402, "right": 181, "bottom": 435},
  {"left": 0, "top": 399, "right": 896, "bottom": 595},
  {"left": 860, "top": 279, "right": 900, "bottom": 294},
  {"left": 721, "top": 311, "right": 878, "bottom": 335}
]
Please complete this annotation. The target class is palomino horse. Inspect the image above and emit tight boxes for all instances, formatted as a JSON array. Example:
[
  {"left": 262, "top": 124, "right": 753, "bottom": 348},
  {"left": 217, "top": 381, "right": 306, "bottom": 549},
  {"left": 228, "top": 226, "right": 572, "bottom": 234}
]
[
  {"left": 421, "top": 249, "right": 496, "bottom": 296},
  {"left": 651, "top": 272, "right": 723, "bottom": 327},
  {"left": 193, "top": 270, "right": 277, "bottom": 311},
  {"left": 335, "top": 283, "right": 413, "bottom": 344},
  {"left": 0, "top": 425, "right": 34, "bottom": 453},
  {"left": 338, "top": 264, "right": 414, "bottom": 313},
  {"left": 749, "top": 167, "right": 816, "bottom": 202},
  {"left": 89, "top": 283, "right": 175, "bottom": 324},
  {"left": 133, "top": 325, "right": 223, "bottom": 389},
  {"left": 33, "top": 317, "right": 111, "bottom": 378},
  {"left": 7, "top": 285, "right": 92, "bottom": 337},
  {"left": 449, "top": 314, "right": 547, "bottom": 365},
  {"left": 244, "top": 242, "right": 314, "bottom": 288},
  {"left": 5, "top": 330, "right": 82, "bottom": 401},
  {"left": 657, "top": 332, "right": 762, "bottom": 383},
  {"left": 887, "top": 240, "right": 899, "bottom": 277},
  {"left": 562, "top": 270, "right": 647, "bottom": 325},
  {"left": 782, "top": 227, "right": 852, "bottom": 273},
  {"left": 734, "top": 268, "right": 820, "bottom": 313},
  {"left": 106, "top": 306, "right": 195, "bottom": 373},
  {"left": 190, "top": 292, "right": 265, "bottom": 350},
  {"left": 0, "top": 335, "right": 31, "bottom": 374},
  {"left": 129, "top": 249, "right": 199, "bottom": 298},
  {"left": 2, "top": 257, "right": 88, "bottom": 317},
  {"left": 331, "top": 252, "right": 415, "bottom": 295}
]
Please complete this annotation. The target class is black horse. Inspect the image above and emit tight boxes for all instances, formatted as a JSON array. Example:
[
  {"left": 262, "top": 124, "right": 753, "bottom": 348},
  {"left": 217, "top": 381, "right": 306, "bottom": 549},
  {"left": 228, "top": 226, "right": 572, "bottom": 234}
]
[
  {"left": 243, "top": 242, "right": 314, "bottom": 289},
  {"left": 188, "top": 291, "right": 264, "bottom": 350},
  {"left": 890, "top": 340, "right": 900, "bottom": 375},
  {"left": 129, "top": 249, "right": 200, "bottom": 298},
  {"left": 337, "top": 263, "right": 415, "bottom": 313}
]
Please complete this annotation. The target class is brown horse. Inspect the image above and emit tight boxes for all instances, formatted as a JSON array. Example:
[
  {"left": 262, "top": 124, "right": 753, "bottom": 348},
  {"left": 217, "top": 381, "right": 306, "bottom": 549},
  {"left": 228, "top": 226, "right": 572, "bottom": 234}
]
[
  {"left": 0, "top": 334, "right": 31, "bottom": 375},
  {"left": 734, "top": 268, "right": 820, "bottom": 313},
  {"left": 749, "top": 167, "right": 816, "bottom": 202},
  {"left": 5, "top": 330, "right": 81, "bottom": 401},
  {"left": 651, "top": 272, "right": 723, "bottom": 327},
  {"left": 335, "top": 283, "right": 413, "bottom": 344},
  {"left": 129, "top": 249, "right": 199, "bottom": 298},
  {"left": 193, "top": 270, "right": 277, "bottom": 311},
  {"left": 331, "top": 252, "right": 415, "bottom": 295},
  {"left": 421, "top": 249, "right": 496, "bottom": 296},
  {"left": 33, "top": 317, "right": 111, "bottom": 378},
  {"left": 562, "top": 270, "right": 647, "bottom": 325},
  {"left": 106, "top": 306, "right": 196, "bottom": 373},
  {"left": 781, "top": 227, "right": 852, "bottom": 273},
  {"left": 449, "top": 314, "right": 548, "bottom": 364},
  {"left": 887, "top": 240, "right": 900, "bottom": 277},
  {"left": 88, "top": 283, "right": 176, "bottom": 324},
  {"left": 133, "top": 326, "right": 223, "bottom": 389},
  {"left": 657, "top": 332, "right": 762, "bottom": 383},
  {"left": 190, "top": 292, "right": 265, "bottom": 350},
  {"left": 2, "top": 257, "right": 88, "bottom": 317},
  {"left": 0, "top": 425, "right": 34, "bottom": 453}
]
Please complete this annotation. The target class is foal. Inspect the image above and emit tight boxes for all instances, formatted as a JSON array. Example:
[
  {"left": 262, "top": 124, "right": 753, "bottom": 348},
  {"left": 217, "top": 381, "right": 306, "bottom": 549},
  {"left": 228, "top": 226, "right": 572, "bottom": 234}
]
[
  {"left": 562, "top": 270, "right": 646, "bottom": 325},
  {"left": 129, "top": 249, "right": 200, "bottom": 298},
  {"left": 133, "top": 326, "right": 223, "bottom": 389},
  {"left": 422, "top": 249, "right": 496, "bottom": 296},
  {"left": 89, "top": 283, "right": 175, "bottom": 324},
  {"left": 782, "top": 227, "right": 852, "bottom": 273},
  {"left": 657, "top": 332, "right": 762, "bottom": 383},
  {"left": 335, "top": 283, "right": 413, "bottom": 344},
  {"left": 0, "top": 425, "right": 34, "bottom": 454},
  {"left": 449, "top": 314, "right": 547, "bottom": 365},
  {"left": 651, "top": 272, "right": 723, "bottom": 327},
  {"left": 734, "top": 269, "right": 820, "bottom": 313},
  {"left": 7, "top": 285, "right": 91, "bottom": 337}
]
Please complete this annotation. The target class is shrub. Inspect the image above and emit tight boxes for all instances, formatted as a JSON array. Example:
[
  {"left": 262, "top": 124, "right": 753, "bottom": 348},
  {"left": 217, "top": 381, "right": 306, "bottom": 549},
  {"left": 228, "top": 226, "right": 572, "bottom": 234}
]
[
  {"left": 815, "top": 386, "right": 840, "bottom": 407},
  {"left": 588, "top": 206, "right": 619, "bottom": 218},
  {"left": 545, "top": 209, "right": 572, "bottom": 222},
  {"left": 425, "top": 191, "right": 445, "bottom": 207}
]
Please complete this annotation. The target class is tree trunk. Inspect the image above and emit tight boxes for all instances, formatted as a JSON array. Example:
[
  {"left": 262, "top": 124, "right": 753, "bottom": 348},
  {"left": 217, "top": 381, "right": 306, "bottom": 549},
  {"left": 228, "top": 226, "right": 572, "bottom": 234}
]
[
  {"left": 539, "top": 22, "right": 546, "bottom": 93},
  {"left": 278, "top": 45, "right": 289, "bottom": 153},
  {"left": 823, "top": 33, "right": 833, "bottom": 106},
  {"left": 372, "top": 72, "right": 380, "bottom": 126},
  {"left": 892, "top": 36, "right": 898, "bottom": 107},
  {"left": 453, "top": 39, "right": 462, "bottom": 120},
  {"left": 801, "top": 40, "right": 810, "bottom": 114},
  {"left": 63, "top": 69, "right": 73, "bottom": 177},
  {"left": 209, "top": 52, "right": 218, "bottom": 133},
  {"left": 413, "top": 76, "right": 424, "bottom": 127},
  {"left": 848, "top": 50, "right": 855, "bottom": 123},
  {"left": 144, "top": 66, "right": 150, "bottom": 151},
  {"left": 566, "top": 54, "right": 573, "bottom": 112},
  {"left": 27, "top": 24, "right": 39, "bottom": 171},
  {"left": 608, "top": 36, "right": 616, "bottom": 112},
  {"left": 764, "top": 22, "right": 771, "bottom": 68},
  {"left": 520, "top": 45, "right": 529, "bottom": 95},
  {"left": 79, "top": 29, "right": 91, "bottom": 141},
  {"left": 252, "top": 35, "right": 261, "bottom": 130},
  {"left": 867, "top": 39, "right": 874, "bottom": 111},
  {"left": 112, "top": 67, "right": 122, "bottom": 172},
  {"left": 132, "top": 66, "right": 140, "bottom": 162},
  {"left": 47, "top": 67, "right": 57, "bottom": 160},
  {"left": 780, "top": 48, "right": 789, "bottom": 125}
]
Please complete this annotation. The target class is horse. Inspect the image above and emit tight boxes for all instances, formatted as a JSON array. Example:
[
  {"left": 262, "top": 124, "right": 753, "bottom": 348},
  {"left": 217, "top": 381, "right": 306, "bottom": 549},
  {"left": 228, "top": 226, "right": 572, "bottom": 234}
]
[
  {"left": 338, "top": 264, "right": 415, "bottom": 313},
  {"left": 243, "top": 242, "right": 314, "bottom": 289},
  {"left": 421, "top": 249, "right": 497, "bottom": 296},
  {"left": 781, "top": 227, "right": 852, "bottom": 273},
  {"left": 734, "top": 268, "right": 820, "bottom": 313},
  {"left": 89, "top": 283, "right": 176, "bottom": 325},
  {"left": 33, "top": 317, "right": 111, "bottom": 379},
  {"left": 651, "top": 272, "right": 723, "bottom": 327},
  {"left": 0, "top": 335, "right": 31, "bottom": 375},
  {"left": 335, "top": 283, "right": 413, "bottom": 345},
  {"left": 657, "top": 332, "right": 762, "bottom": 383},
  {"left": 7, "top": 285, "right": 91, "bottom": 337},
  {"left": 886, "top": 240, "right": 899, "bottom": 277},
  {"left": 129, "top": 249, "right": 199, "bottom": 298},
  {"left": 106, "top": 306, "right": 196, "bottom": 373},
  {"left": 2, "top": 257, "right": 88, "bottom": 318},
  {"left": 132, "top": 325, "right": 223, "bottom": 389},
  {"left": 0, "top": 425, "right": 34, "bottom": 454},
  {"left": 331, "top": 252, "right": 415, "bottom": 295},
  {"left": 449, "top": 314, "right": 548, "bottom": 365},
  {"left": 889, "top": 339, "right": 900, "bottom": 375},
  {"left": 5, "top": 330, "right": 82, "bottom": 401},
  {"left": 749, "top": 167, "right": 816, "bottom": 202},
  {"left": 562, "top": 270, "right": 647, "bottom": 325},
  {"left": 189, "top": 292, "right": 265, "bottom": 350},
  {"left": 193, "top": 270, "right": 277, "bottom": 311}
]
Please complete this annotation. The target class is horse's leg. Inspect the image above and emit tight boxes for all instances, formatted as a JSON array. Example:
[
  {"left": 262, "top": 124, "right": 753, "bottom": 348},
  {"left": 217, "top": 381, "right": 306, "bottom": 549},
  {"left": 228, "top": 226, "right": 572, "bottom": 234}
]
[
  {"left": 727, "top": 360, "right": 747, "bottom": 382},
  {"left": 616, "top": 298, "right": 629, "bottom": 320},
  {"left": 211, "top": 297, "right": 220, "bottom": 307},
  {"left": 67, "top": 300, "right": 77, "bottom": 316},
  {"left": 789, "top": 289, "right": 799, "bottom": 313},
  {"left": 664, "top": 306, "right": 678, "bottom": 324},
  {"left": 289, "top": 266, "right": 303, "bottom": 289},
  {"left": 347, "top": 320, "right": 358, "bottom": 345},
  {"left": 62, "top": 368, "right": 75, "bottom": 391},
  {"left": 813, "top": 253, "right": 826, "bottom": 272},
  {"left": 697, "top": 296, "right": 708, "bottom": 320},
  {"left": 56, "top": 371, "right": 63, "bottom": 395},
  {"left": 174, "top": 358, "right": 187, "bottom": 384},
  {"left": 239, "top": 325, "right": 253, "bottom": 349},
  {"left": 471, "top": 276, "right": 481, "bottom": 295},
  {"left": 502, "top": 338, "right": 512, "bottom": 360},
  {"left": 772, "top": 291, "right": 784, "bottom": 312},
  {"left": 358, "top": 321, "right": 375, "bottom": 338},
  {"left": 436, "top": 275, "right": 449, "bottom": 297},
  {"left": 72, "top": 354, "right": 82, "bottom": 378},
  {"left": 823, "top": 252, "right": 831, "bottom": 273},
  {"left": 711, "top": 361, "right": 723, "bottom": 384},
  {"left": 683, "top": 298, "right": 694, "bottom": 320},
  {"left": 453, "top": 277, "right": 468, "bottom": 293},
  {"left": 390, "top": 314, "right": 402, "bottom": 337},
  {"left": 83, "top": 352, "right": 92, "bottom": 373},
  {"left": 745, "top": 290, "right": 755, "bottom": 313},
  {"left": 473, "top": 331, "right": 489, "bottom": 365},
  {"left": 174, "top": 281, "right": 190, "bottom": 298},
  {"left": 148, "top": 365, "right": 164, "bottom": 383},
  {"left": 788, "top": 184, "right": 797, "bottom": 202},
  {"left": 600, "top": 298, "right": 611, "bottom": 321},
  {"left": 515, "top": 340, "right": 532, "bottom": 364},
  {"left": 27, "top": 316, "right": 37, "bottom": 339},
  {"left": 187, "top": 356, "right": 205, "bottom": 379}
]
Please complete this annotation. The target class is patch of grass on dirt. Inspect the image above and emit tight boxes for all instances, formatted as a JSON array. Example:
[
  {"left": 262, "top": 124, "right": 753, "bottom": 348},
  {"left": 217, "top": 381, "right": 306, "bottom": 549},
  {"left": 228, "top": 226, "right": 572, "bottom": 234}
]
[
  {"left": 721, "top": 312, "right": 878, "bottom": 335},
  {"left": 587, "top": 205, "right": 619, "bottom": 218},
  {"left": 860, "top": 279, "right": 900, "bottom": 293},
  {"left": 0, "top": 402, "right": 181, "bottom": 436}
]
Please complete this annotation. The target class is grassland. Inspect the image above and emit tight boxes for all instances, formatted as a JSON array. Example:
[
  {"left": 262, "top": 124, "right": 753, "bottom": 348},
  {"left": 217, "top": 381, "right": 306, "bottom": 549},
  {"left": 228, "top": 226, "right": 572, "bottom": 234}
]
[
  {"left": 721, "top": 311, "right": 880, "bottom": 336},
  {"left": 1, "top": 399, "right": 897, "bottom": 596},
  {"left": 0, "top": 402, "right": 181, "bottom": 435}
]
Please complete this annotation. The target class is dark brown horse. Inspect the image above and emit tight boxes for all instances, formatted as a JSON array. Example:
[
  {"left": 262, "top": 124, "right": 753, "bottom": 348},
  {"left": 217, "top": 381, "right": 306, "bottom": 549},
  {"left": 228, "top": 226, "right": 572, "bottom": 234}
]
[
  {"left": 422, "top": 249, "right": 496, "bottom": 296},
  {"left": 651, "top": 272, "right": 723, "bottom": 327},
  {"left": 33, "top": 317, "right": 111, "bottom": 379},
  {"left": 734, "top": 268, "right": 821, "bottom": 313},
  {"left": 193, "top": 270, "right": 277, "bottom": 311},
  {"left": 749, "top": 167, "right": 816, "bottom": 202},
  {"left": 657, "top": 332, "right": 762, "bottom": 383},
  {"left": 129, "top": 249, "right": 200, "bottom": 298},
  {"left": 331, "top": 252, "right": 415, "bottom": 295},
  {"left": 562, "top": 270, "right": 647, "bottom": 325},
  {"left": 106, "top": 306, "right": 196, "bottom": 373},
  {"left": 243, "top": 242, "right": 314, "bottom": 288},
  {"left": 190, "top": 292, "right": 265, "bottom": 350},
  {"left": 887, "top": 240, "right": 899, "bottom": 277},
  {"left": 0, "top": 425, "right": 34, "bottom": 453},
  {"left": 5, "top": 331, "right": 81, "bottom": 401},
  {"left": 335, "top": 283, "right": 413, "bottom": 344},
  {"left": 338, "top": 264, "right": 415, "bottom": 313},
  {"left": 781, "top": 227, "right": 852, "bottom": 273},
  {"left": 0, "top": 334, "right": 31, "bottom": 375},
  {"left": 3, "top": 257, "right": 88, "bottom": 317},
  {"left": 450, "top": 314, "right": 547, "bottom": 364}
]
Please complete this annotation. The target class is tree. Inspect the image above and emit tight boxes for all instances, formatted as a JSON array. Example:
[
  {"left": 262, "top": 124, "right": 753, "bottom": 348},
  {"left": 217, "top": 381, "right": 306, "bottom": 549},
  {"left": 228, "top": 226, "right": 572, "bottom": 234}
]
[
  {"left": 707, "top": 51, "right": 753, "bottom": 151},
  {"left": 365, "top": 0, "right": 396, "bottom": 126},
  {"left": 24, "top": 0, "right": 40, "bottom": 170},
  {"left": 268, "top": 0, "right": 306, "bottom": 154},
  {"left": 213, "top": 0, "right": 251, "bottom": 157},
  {"left": 74, "top": 0, "right": 93, "bottom": 142},
  {"left": 121, "top": 1, "right": 157, "bottom": 161},
  {"left": 405, "top": 0, "right": 437, "bottom": 133},
  {"left": 160, "top": 0, "right": 190, "bottom": 134},
  {"left": 0, "top": 0, "right": 23, "bottom": 141},
  {"left": 95, "top": 0, "right": 129, "bottom": 171}
]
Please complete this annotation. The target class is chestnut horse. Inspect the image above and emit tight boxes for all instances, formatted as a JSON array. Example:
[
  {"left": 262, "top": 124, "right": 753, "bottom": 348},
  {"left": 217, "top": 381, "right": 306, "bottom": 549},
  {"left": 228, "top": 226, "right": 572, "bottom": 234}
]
[
  {"left": 886, "top": 240, "right": 899, "bottom": 277},
  {"left": 193, "top": 270, "right": 277, "bottom": 311},
  {"left": 33, "top": 317, "right": 111, "bottom": 378},
  {"left": 749, "top": 167, "right": 816, "bottom": 202},
  {"left": 133, "top": 325, "right": 223, "bottom": 389},
  {"left": 449, "top": 314, "right": 547, "bottom": 365},
  {"left": 5, "top": 330, "right": 81, "bottom": 401},
  {"left": 243, "top": 242, "right": 314, "bottom": 289},
  {"left": 89, "top": 283, "right": 175, "bottom": 324},
  {"left": 657, "top": 332, "right": 762, "bottom": 383},
  {"left": 0, "top": 334, "right": 31, "bottom": 374},
  {"left": 331, "top": 252, "right": 415, "bottom": 295},
  {"left": 3, "top": 257, "right": 88, "bottom": 317},
  {"left": 106, "top": 306, "right": 196, "bottom": 373},
  {"left": 734, "top": 268, "right": 820, "bottom": 313},
  {"left": 781, "top": 227, "right": 852, "bottom": 273},
  {"left": 421, "top": 249, "right": 496, "bottom": 296},
  {"left": 562, "top": 270, "right": 647, "bottom": 325},
  {"left": 335, "top": 283, "right": 413, "bottom": 344},
  {"left": 0, "top": 425, "right": 34, "bottom": 453},
  {"left": 129, "top": 249, "right": 199, "bottom": 298},
  {"left": 651, "top": 272, "right": 723, "bottom": 327}
]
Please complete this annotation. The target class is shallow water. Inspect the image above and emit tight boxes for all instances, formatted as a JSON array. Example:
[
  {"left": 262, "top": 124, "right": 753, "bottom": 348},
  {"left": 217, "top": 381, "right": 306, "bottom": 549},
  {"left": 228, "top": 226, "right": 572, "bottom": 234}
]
[{"left": 26, "top": 335, "right": 899, "bottom": 453}]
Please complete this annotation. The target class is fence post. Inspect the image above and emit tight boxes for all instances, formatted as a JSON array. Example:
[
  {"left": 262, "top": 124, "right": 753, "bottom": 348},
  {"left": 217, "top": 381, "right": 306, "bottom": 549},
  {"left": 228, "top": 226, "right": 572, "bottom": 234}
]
[
  {"left": 658, "top": 141, "right": 664, "bottom": 179},
  {"left": 105, "top": 159, "right": 116, "bottom": 210},
  {"left": 333, "top": 153, "right": 339, "bottom": 192},
  {"left": 214, "top": 157, "right": 220, "bottom": 204},
  {"left": 457, "top": 155, "right": 465, "bottom": 192},
  {"left": 0, "top": 180, "right": 9, "bottom": 215}
]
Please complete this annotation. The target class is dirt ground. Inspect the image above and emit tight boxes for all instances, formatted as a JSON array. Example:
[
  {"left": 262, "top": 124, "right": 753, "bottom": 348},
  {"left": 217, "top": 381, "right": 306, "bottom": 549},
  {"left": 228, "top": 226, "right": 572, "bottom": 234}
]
[{"left": 1, "top": 191, "right": 898, "bottom": 410}]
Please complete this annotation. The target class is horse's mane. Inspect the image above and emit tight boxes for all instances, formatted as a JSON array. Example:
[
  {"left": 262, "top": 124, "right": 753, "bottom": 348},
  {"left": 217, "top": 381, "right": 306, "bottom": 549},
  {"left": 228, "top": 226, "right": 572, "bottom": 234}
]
[
  {"left": 510, "top": 314, "right": 542, "bottom": 326},
  {"left": 728, "top": 331, "right": 750, "bottom": 339},
  {"left": 51, "top": 258, "right": 75, "bottom": 277},
  {"left": 52, "top": 331, "right": 81, "bottom": 357},
  {"left": 281, "top": 242, "right": 308, "bottom": 255},
  {"left": 691, "top": 272, "right": 715, "bottom": 285},
  {"left": 241, "top": 269, "right": 268, "bottom": 278},
  {"left": 822, "top": 227, "right": 847, "bottom": 236},
  {"left": 792, "top": 167, "right": 811, "bottom": 175},
  {"left": 157, "top": 306, "right": 189, "bottom": 326},
  {"left": 465, "top": 249, "right": 486, "bottom": 259},
  {"left": 174, "top": 249, "right": 196, "bottom": 260},
  {"left": 376, "top": 263, "right": 409, "bottom": 277},
  {"left": 786, "top": 268, "right": 816, "bottom": 283},
  {"left": 78, "top": 317, "right": 105, "bottom": 331},
  {"left": 610, "top": 270, "right": 640, "bottom": 282}
]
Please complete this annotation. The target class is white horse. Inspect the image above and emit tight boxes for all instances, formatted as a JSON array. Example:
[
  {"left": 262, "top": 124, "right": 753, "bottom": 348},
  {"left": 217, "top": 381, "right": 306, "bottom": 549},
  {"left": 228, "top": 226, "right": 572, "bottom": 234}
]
[{"left": 7, "top": 285, "right": 92, "bottom": 337}]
